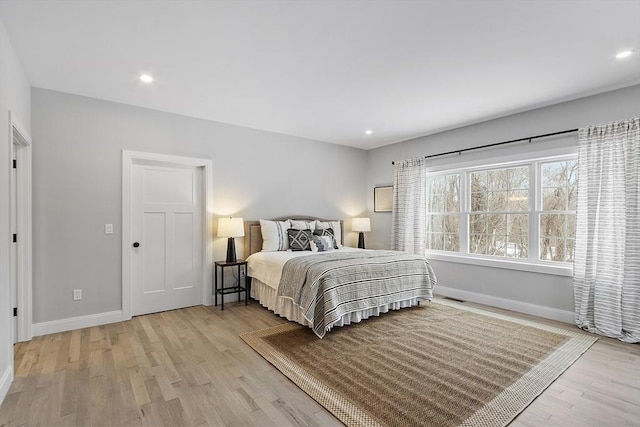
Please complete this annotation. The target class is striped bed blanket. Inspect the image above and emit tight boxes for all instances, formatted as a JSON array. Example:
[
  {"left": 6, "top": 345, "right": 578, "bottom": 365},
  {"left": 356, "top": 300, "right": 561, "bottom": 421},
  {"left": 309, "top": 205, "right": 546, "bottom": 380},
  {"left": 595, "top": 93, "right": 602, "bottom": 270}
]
[{"left": 277, "top": 250, "right": 437, "bottom": 338}]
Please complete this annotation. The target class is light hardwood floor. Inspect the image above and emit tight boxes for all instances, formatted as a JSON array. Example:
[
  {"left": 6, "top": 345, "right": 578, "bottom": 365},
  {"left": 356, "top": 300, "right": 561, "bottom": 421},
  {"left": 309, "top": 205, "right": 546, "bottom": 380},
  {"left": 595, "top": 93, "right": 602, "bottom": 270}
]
[{"left": 0, "top": 298, "right": 638, "bottom": 426}]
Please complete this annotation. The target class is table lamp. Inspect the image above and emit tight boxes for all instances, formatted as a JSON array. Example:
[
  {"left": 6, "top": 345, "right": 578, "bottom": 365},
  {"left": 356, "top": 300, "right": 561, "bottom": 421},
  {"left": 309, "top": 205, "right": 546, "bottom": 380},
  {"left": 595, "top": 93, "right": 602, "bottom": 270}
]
[
  {"left": 352, "top": 217, "right": 371, "bottom": 249},
  {"left": 218, "top": 217, "right": 245, "bottom": 263}
]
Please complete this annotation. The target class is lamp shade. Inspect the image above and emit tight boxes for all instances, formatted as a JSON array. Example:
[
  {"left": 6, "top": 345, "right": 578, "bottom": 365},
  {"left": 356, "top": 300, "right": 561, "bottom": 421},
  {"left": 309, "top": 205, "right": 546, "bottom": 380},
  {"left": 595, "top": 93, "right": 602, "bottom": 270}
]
[
  {"left": 217, "top": 217, "right": 245, "bottom": 238},
  {"left": 352, "top": 217, "right": 371, "bottom": 232}
]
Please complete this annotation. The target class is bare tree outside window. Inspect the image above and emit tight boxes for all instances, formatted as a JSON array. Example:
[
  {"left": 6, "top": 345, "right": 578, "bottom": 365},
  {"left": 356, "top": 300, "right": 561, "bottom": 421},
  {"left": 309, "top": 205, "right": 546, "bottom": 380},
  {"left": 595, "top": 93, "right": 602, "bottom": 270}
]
[
  {"left": 427, "top": 174, "right": 460, "bottom": 252},
  {"left": 540, "top": 160, "right": 578, "bottom": 262},
  {"left": 470, "top": 166, "right": 529, "bottom": 258}
]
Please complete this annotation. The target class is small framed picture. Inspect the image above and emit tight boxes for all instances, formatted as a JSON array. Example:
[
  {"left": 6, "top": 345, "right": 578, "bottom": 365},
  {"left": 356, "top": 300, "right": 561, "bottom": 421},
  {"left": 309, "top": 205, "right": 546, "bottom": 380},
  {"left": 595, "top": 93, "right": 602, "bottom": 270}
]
[{"left": 374, "top": 186, "right": 393, "bottom": 212}]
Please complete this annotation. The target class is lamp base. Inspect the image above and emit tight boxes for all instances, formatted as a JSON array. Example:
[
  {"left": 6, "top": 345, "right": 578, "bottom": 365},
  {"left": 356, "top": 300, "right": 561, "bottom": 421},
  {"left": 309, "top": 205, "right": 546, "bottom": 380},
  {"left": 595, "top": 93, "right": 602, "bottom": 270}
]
[
  {"left": 226, "top": 237, "right": 237, "bottom": 263},
  {"left": 357, "top": 232, "right": 365, "bottom": 249}
]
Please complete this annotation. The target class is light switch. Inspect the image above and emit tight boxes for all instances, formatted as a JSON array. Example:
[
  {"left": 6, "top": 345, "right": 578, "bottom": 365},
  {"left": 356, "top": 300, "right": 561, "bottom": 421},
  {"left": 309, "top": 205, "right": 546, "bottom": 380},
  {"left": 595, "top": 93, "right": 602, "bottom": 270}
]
[{"left": 105, "top": 224, "right": 113, "bottom": 234}]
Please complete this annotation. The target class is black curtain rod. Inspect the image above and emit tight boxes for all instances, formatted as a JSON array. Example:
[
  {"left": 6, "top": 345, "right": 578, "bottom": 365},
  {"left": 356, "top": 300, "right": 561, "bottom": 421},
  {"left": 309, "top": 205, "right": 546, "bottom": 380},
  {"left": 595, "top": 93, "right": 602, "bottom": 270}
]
[{"left": 391, "top": 128, "right": 579, "bottom": 165}]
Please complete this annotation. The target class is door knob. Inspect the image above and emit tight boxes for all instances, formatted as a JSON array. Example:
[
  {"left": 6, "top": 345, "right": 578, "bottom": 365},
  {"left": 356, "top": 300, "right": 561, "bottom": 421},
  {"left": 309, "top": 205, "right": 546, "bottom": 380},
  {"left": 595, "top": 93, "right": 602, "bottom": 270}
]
[{"left": 132, "top": 242, "right": 140, "bottom": 248}]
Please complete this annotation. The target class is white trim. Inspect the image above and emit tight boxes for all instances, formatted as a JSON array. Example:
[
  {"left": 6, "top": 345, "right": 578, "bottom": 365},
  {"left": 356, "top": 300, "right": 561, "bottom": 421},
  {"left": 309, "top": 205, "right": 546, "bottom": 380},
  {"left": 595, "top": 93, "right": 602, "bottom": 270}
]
[
  {"left": 426, "top": 252, "right": 574, "bottom": 277},
  {"left": 32, "top": 310, "right": 124, "bottom": 337},
  {"left": 434, "top": 286, "right": 574, "bottom": 324},
  {"left": 122, "top": 150, "right": 213, "bottom": 321},
  {"left": 9, "top": 110, "right": 33, "bottom": 342},
  {"left": 0, "top": 365, "right": 12, "bottom": 406}
]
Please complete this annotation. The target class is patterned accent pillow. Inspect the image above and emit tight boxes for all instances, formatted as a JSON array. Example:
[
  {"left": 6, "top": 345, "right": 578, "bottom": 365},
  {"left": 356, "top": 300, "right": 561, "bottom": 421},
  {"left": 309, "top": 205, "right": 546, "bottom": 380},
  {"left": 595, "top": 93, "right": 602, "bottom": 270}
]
[
  {"left": 313, "top": 228, "right": 338, "bottom": 249},
  {"left": 316, "top": 221, "right": 342, "bottom": 248},
  {"left": 260, "top": 219, "right": 291, "bottom": 251},
  {"left": 311, "top": 235, "right": 334, "bottom": 252},
  {"left": 287, "top": 229, "right": 313, "bottom": 251}
]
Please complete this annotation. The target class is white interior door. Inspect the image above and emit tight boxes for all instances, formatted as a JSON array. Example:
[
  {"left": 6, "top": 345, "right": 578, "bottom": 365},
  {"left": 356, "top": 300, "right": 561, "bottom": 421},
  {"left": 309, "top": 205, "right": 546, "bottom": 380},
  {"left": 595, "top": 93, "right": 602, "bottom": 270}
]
[
  {"left": 131, "top": 163, "right": 203, "bottom": 316},
  {"left": 10, "top": 143, "right": 17, "bottom": 343}
]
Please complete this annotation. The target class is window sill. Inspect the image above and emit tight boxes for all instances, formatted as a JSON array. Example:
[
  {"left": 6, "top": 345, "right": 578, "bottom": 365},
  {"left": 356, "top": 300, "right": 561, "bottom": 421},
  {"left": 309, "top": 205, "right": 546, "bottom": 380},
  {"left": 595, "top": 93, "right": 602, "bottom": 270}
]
[{"left": 425, "top": 252, "right": 574, "bottom": 277}]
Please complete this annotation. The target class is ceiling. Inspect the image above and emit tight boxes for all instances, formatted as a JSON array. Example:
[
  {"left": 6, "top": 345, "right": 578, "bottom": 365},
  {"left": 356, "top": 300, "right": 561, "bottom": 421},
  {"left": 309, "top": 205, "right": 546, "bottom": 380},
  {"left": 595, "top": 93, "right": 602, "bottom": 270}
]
[{"left": 1, "top": 1, "right": 639, "bottom": 150}]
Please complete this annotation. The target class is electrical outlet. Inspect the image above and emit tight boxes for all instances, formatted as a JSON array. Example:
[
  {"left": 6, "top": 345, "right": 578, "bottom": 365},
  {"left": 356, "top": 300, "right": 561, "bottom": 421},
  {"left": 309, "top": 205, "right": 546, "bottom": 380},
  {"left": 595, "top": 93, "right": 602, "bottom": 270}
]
[
  {"left": 240, "top": 267, "right": 246, "bottom": 278},
  {"left": 73, "top": 289, "right": 82, "bottom": 301},
  {"left": 105, "top": 224, "right": 113, "bottom": 234}
]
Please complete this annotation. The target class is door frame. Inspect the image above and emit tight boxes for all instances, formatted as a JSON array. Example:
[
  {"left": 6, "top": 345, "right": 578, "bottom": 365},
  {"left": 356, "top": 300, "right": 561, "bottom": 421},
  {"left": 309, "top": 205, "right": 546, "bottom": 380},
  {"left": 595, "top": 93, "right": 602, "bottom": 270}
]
[
  {"left": 9, "top": 110, "right": 33, "bottom": 342},
  {"left": 122, "top": 150, "right": 213, "bottom": 321}
]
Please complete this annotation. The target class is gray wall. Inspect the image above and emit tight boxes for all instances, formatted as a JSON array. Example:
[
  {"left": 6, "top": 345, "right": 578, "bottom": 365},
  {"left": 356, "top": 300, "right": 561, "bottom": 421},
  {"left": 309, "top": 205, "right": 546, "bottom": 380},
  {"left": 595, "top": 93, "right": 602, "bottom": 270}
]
[
  {"left": 31, "top": 88, "right": 368, "bottom": 324},
  {"left": 366, "top": 85, "right": 640, "bottom": 315},
  {"left": 0, "top": 16, "right": 31, "bottom": 399}
]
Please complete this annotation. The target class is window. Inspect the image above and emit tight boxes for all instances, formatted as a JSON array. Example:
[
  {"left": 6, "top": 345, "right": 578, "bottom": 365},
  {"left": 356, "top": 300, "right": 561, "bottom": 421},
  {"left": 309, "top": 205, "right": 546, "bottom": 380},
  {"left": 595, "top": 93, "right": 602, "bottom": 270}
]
[
  {"left": 539, "top": 160, "right": 578, "bottom": 262},
  {"left": 470, "top": 166, "right": 529, "bottom": 258},
  {"left": 425, "top": 154, "right": 577, "bottom": 270},
  {"left": 426, "top": 174, "right": 460, "bottom": 252}
]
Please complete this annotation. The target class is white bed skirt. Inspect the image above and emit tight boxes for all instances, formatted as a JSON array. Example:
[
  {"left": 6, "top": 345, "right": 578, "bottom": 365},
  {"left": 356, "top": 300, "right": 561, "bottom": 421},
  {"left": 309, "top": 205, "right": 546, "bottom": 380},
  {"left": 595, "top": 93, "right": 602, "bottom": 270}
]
[{"left": 250, "top": 277, "right": 421, "bottom": 332}]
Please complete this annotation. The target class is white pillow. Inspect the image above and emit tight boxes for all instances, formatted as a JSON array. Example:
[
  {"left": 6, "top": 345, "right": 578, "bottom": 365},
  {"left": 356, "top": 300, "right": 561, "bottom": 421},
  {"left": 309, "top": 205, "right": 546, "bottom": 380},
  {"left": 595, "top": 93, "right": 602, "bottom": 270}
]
[
  {"left": 260, "top": 219, "right": 291, "bottom": 251},
  {"left": 288, "top": 219, "right": 317, "bottom": 230},
  {"left": 316, "top": 221, "right": 342, "bottom": 247}
]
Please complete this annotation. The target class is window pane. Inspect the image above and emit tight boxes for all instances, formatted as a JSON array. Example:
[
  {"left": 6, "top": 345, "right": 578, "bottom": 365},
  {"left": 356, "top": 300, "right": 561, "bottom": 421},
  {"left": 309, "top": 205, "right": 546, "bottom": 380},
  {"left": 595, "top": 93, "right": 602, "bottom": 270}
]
[
  {"left": 539, "top": 213, "right": 576, "bottom": 262},
  {"left": 540, "top": 237, "right": 565, "bottom": 262},
  {"left": 443, "top": 214, "right": 459, "bottom": 234},
  {"left": 444, "top": 233, "right": 459, "bottom": 252},
  {"left": 565, "top": 239, "right": 575, "bottom": 263},
  {"left": 470, "top": 234, "right": 487, "bottom": 254},
  {"left": 488, "top": 237, "right": 505, "bottom": 256},
  {"left": 543, "top": 188, "right": 565, "bottom": 210},
  {"left": 508, "top": 214, "right": 528, "bottom": 237},
  {"left": 429, "top": 233, "right": 443, "bottom": 250},
  {"left": 508, "top": 190, "right": 528, "bottom": 211},
  {"left": 428, "top": 215, "right": 443, "bottom": 233},
  {"left": 488, "top": 169, "right": 508, "bottom": 191},
  {"left": 568, "top": 188, "right": 577, "bottom": 210},
  {"left": 487, "top": 214, "right": 507, "bottom": 236},
  {"left": 509, "top": 166, "right": 529, "bottom": 190},
  {"left": 508, "top": 235, "right": 528, "bottom": 258},
  {"left": 542, "top": 162, "right": 564, "bottom": 187},
  {"left": 488, "top": 191, "right": 508, "bottom": 211},
  {"left": 471, "top": 192, "right": 487, "bottom": 212},
  {"left": 471, "top": 171, "right": 487, "bottom": 192},
  {"left": 429, "top": 195, "right": 443, "bottom": 212},
  {"left": 427, "top": 173, "right": 460, "bottom": 253},
  {"left": 428, "top": 174, "right": 460, "bottom": 214},
  {"left": 567, "top": 214, "right": 576, "bottom": 239},
  {"left": 443, "top": 175, "right": 460, "bottom": 211},
  {"left": 542, "top": 160, "right": 578, "bottom": 211},
  {"left": 469, "top": 214, "right": 487, "bottom": 234},
  {"left": 468, "top": 211, "right": 529, "bottom": 258}
]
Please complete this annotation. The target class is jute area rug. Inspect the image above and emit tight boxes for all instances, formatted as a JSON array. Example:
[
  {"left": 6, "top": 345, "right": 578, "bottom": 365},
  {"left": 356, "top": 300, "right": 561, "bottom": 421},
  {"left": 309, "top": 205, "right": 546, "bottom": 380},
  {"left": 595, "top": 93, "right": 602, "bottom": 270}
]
[{"left": 241, "top": 300, "right": 597, "bottom": 427}]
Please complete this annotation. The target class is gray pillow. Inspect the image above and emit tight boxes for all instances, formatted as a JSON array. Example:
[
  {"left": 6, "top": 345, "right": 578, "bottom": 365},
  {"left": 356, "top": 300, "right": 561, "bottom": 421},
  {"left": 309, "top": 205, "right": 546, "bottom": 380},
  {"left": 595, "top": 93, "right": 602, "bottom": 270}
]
[{"left": 287, "top": 229, "right": 312, "bottom": 251}]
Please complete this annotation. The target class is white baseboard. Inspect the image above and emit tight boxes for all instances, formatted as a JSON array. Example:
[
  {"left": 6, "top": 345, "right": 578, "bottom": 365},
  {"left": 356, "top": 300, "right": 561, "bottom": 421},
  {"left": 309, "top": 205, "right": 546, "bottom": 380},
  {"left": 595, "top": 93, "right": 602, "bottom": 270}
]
[
  {"left": 0, "top": 364, "right": 12, "bottom": 406},
  {"left": 434, "top": 286, "right": 574, "bottom": 324},
  {"left": 33, "top": 310, "right": 124, "bottom": 337}
]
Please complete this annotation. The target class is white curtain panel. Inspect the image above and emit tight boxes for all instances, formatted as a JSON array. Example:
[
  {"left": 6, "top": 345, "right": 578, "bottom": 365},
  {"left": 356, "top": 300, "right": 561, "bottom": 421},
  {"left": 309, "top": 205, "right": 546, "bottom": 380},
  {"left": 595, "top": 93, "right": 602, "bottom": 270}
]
[
  {"left": 574, "top": 117, "right": 640, "bottom": 343},
  {"left": 391, "top": 157, "right": 427, "bottom": 256}
]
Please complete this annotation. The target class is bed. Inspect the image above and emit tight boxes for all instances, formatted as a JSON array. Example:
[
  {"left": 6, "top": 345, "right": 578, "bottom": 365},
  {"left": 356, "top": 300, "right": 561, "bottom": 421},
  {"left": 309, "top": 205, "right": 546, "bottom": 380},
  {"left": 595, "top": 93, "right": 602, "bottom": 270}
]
[{"left": 245, "top": 217, "right": 437, "bottom": 338}]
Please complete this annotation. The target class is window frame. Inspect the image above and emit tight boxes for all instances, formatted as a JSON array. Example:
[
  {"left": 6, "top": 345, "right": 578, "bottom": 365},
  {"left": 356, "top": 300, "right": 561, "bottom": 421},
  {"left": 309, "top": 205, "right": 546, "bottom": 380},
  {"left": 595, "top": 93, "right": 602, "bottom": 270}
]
[{"left": 424, "top": 148, "right": 577, "bottom": 277}]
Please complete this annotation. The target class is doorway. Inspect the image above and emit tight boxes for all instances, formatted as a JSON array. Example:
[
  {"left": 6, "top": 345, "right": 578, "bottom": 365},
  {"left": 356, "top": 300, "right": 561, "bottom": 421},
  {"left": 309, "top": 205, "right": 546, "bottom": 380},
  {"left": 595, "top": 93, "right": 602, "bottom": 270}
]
[
  {"left": 122, "top": 151, "right": 213, "bottom": 319},
  {"left": 9, "top": 111, "right": 33, "bottom": 343}
]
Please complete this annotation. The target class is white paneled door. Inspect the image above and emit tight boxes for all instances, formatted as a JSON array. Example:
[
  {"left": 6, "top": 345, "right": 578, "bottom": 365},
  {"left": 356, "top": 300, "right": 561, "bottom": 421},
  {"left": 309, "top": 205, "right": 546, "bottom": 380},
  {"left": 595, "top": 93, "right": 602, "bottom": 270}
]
[{"left": 131, "top": 163, "right": 203, "bottom": 316}]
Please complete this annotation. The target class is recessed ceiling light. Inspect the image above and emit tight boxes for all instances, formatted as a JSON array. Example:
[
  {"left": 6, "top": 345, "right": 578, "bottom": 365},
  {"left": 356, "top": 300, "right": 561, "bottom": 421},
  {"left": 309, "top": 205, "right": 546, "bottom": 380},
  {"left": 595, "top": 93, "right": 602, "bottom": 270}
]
[
  {"left": 365, "top": 130, "right": 373, "bottom": 135},
  {"left": 616, "top": 50, "right": 633, "bottom": 59},
  {"left": 140, "top": 74, "right": 154, "bottom": 83}
]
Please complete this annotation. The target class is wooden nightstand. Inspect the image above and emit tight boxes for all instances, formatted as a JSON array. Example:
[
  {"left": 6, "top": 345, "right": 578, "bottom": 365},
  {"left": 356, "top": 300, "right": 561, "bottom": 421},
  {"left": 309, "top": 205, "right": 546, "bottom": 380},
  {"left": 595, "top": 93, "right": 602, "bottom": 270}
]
[{"left": 214, "top": 260, "right": 248, "bottom": 310}]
